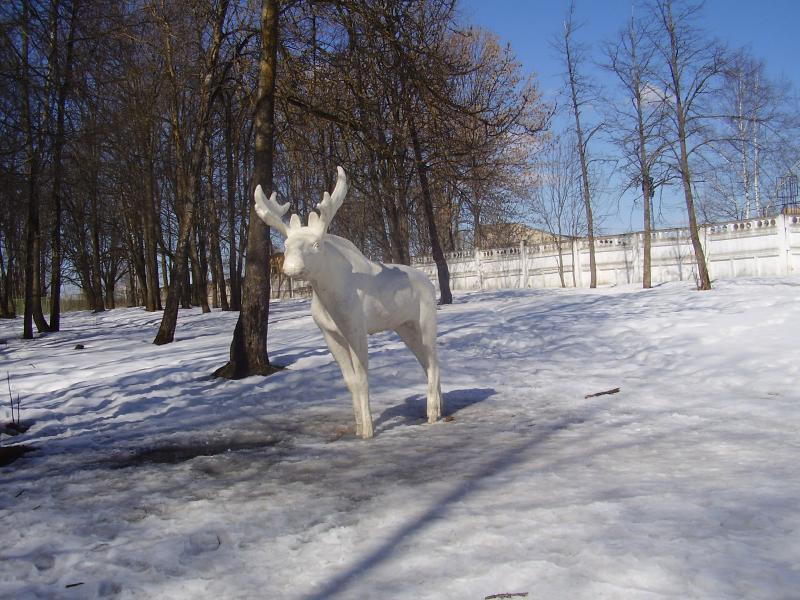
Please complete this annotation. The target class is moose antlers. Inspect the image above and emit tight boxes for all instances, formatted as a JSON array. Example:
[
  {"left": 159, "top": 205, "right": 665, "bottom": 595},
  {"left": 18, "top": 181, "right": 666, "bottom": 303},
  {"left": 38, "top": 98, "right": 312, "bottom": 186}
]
[
  {"left": 309, "top": 166, "right": 348, "bottom": 235},
  {"left": 254, "top": 167, "right": 348, "bottom": 237},
  {"left": 254, "top": 185, "right": 291, "bottom": 237}
]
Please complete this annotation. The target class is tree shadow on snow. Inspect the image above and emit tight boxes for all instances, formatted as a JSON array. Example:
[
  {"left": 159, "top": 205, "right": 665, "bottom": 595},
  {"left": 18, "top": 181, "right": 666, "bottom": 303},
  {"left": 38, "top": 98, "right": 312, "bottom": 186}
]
[{"left": 301, "top": 407, "right": 601, "bottom": 600}]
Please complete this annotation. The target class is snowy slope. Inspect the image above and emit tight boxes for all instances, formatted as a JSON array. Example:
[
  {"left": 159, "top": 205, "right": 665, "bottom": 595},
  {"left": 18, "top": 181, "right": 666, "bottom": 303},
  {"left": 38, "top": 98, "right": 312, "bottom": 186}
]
[{"left": 1, "top": 278, "right": 799, "bottom": 599}]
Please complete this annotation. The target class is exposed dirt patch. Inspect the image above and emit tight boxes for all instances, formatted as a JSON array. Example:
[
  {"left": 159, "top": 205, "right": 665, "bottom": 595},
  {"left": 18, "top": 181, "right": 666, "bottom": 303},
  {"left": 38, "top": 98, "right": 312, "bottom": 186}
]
[
  {"left": 0, "top": 444, "right": 35, "bottom": 467},
  {"left": 108, "top": 437, "right": 282, "bottom": 469},
  {"left": 1, "top": 421, "right": 31, "bottom": 436}
]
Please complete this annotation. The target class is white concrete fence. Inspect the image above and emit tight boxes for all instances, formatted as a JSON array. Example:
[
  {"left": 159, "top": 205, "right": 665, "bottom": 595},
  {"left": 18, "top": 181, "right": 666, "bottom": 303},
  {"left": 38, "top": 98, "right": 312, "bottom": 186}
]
[{"left": 409, "top": 214, "right": 800, "bottom": 291}]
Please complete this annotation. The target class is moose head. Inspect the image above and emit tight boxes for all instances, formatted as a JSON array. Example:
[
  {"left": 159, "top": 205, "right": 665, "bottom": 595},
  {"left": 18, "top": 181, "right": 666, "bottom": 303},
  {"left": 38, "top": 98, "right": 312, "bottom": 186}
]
[
  {"left": 254, "top": 166, "right": 348, "bottom": 280},
  {"left": 253, "top": 167, "right": 442, "bottom": 439}
]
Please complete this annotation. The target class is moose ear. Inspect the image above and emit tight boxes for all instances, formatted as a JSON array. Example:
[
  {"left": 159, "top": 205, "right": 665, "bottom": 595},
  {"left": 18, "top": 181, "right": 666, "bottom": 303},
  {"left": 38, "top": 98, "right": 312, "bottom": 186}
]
[
  {"left": 307, "top": 211, "right": 321, "bottom": 231},
  {"left": 288, "top": 213, "right": 302, "bottom": 231}
]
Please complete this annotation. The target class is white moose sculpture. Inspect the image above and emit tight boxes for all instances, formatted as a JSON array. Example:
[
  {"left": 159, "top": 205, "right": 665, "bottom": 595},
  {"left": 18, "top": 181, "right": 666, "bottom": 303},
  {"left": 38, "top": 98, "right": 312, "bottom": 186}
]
[{"left": 254, "top": 167, "right": 442, "bottom": 439}]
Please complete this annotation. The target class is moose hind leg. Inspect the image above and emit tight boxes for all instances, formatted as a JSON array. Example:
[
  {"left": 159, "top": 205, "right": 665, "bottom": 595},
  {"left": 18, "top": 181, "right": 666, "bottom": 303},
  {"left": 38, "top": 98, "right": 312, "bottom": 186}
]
[{"left": 396, "top": 320, "right": 442, "bottom": 423}]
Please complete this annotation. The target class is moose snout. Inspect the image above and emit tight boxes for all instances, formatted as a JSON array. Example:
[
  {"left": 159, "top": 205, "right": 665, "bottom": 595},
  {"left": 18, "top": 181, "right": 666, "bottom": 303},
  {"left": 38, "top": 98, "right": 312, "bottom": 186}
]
[{"left": 282, "top": 257, "right": 305, "bottom": 278}]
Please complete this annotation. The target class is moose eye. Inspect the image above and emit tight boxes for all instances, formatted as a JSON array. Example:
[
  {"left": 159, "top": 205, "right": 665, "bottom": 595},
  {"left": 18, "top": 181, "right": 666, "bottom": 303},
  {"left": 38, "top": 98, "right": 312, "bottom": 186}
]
[{"left": 312, "top": 241, "right": 320, "bottom": 251}]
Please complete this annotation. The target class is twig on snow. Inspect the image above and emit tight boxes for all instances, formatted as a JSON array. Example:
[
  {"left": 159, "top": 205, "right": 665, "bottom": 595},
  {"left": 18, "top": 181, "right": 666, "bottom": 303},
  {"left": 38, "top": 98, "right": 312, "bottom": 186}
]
[{"left": 584, "top": 387, "right": 620, "bottom": 399}]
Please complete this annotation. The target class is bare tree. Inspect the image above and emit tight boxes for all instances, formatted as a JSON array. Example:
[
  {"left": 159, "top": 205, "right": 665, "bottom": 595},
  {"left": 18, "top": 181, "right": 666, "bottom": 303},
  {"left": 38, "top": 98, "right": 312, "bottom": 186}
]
[
  {"left": 153, "top": 0, "right": 229, "bottom": 344},
  {"left": 704, "top": 50, "right": 800, "bottom": 220},
  {"left": 604, "top": 12, "right": 670, "bottom": 288},
  {"left": 528, "top": 134, "right": 584, "bottom": 287},
  {"left": 556, "top": 1, "right": 599, "bottom": 288},
  {"left": 650, "top": 0, "right": 725, "bottom": 290},
  {"left": 214, "top": 0, "right": 281, "bottom": 378}
]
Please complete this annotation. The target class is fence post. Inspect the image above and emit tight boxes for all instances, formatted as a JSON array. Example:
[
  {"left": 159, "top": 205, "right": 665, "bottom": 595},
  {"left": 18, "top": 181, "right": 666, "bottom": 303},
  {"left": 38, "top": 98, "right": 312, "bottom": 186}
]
[
  {"left": 520, "top": 241, "right": 528, "bottom": 289},
  {"left": 475, "top": 246, "right": 483, "bottom": 290},
  {"left": 700, "top": 224, "right": 711, "bottom": 278},
  {"left": 776, "top": 214, "right": 790, "bottom": 275},
  {"left": 572, "top": 238, "right": 583, "bottom": 288}
]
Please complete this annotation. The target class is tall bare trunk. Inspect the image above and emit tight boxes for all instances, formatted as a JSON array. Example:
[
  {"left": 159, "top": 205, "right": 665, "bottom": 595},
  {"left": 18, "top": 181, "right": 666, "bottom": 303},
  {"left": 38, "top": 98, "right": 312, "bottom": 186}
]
[
  {"left": 206, "top": 140, "right": 228, "bottom": 310},
  {"left": 215, "top": 0, "right": 280, "bottom": 378},
  {"left": 89, "top": 184, "right": 106, "bottom": 312},
  {"left": 154, "top": 173, "right": 193, "bottom": 344},
  {"left": 224, "top": 95, "right": 240, "bottom": 310},
  {"left": 641, "top": 177, "right": 653, "bottom": 289},
  {"left": 143, "top": 158, "right": 161, "bottom": 310},
  {"left": 47, "top": 0, "right": 78, "bottom": 330},
  {"left": 663, "top": 0, "right": 712, "bottom": 290},
  {"left": 565, "top": 50, "right": 597, "bottom": 287},
  {"left": 677, "top": 124, "right": 711, "bottom": 289},
  {"left": 638, "top": 106, "right": 652, "bottom": 289},
  {"left": 190, "top": 223, "right": 210, "bottom": 313},
  {"left": 410, "top": 119, "right": 451, "bottom": 304},
  {"left": 22, "top": 0, "right": 49, "bottom": 337}
]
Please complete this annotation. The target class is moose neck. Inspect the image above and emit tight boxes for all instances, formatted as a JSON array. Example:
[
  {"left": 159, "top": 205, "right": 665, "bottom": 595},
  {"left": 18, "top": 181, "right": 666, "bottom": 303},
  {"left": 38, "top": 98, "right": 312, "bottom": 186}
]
[{"left": 305, "top": 235, "right": 373, "bottom": 298}]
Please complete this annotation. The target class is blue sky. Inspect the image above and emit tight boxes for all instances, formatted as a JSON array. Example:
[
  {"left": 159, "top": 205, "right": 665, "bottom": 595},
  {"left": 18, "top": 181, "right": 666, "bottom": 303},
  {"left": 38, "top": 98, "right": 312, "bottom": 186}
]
[{"left": 457, "top": 0, "right": 800, "bottom": 232}]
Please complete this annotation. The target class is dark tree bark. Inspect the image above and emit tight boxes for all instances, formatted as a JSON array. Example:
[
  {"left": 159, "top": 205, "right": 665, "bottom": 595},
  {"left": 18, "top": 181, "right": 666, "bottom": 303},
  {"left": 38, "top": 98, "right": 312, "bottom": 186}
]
[
  {"left": 22, "top": 0, "right": 50, "bottom": 338},
  {"left": 89, "top": 178, "right": 105, "bottom": 313},
  {"left": 153, "top": 0, "right": 229, "bottom": 343},
  {"left": 0, "top": 241, "right": 14, "bottom": 318},
  {"left": 207, "top": 142, "right": 229, "bottom": 310},
  {"left": 411, "top": 119, "right": 451, "bottom": 304},
  {"left": 143, "top": 158, "right": 162, "bottom": 310},
  {"left": 47, "top": 0, "right": 79, "bottom": 331},
  {"left": 190, "top": 219, "right": 210, "bottom": 313},
  {"left": 215, "top": 0, "right": 280, "bottom": 379},
  {"left": 224, "top": 94, "right": 241, "bottom": 310},
  {"left": 155, "top": 194, "right": 193, "bottom": 344}
]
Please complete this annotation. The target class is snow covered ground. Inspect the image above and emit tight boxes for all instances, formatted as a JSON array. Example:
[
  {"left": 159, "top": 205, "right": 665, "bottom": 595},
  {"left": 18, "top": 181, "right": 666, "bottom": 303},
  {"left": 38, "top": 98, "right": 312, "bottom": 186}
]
[{"left": 1, "top": 277, "right": 799, "bottom": 599}]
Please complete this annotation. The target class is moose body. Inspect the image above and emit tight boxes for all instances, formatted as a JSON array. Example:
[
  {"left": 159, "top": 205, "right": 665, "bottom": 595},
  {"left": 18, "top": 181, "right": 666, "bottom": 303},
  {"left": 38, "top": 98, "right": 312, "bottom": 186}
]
[{"left": 255, "top": 168, "right": 442, "bottom": 439}]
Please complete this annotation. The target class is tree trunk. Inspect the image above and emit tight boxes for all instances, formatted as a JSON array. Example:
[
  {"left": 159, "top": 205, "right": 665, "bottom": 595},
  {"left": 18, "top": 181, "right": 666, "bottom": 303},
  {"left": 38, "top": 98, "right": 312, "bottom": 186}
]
[
  {"left": 180, "top": 251, "right": 192, "bottom": 309},
  {"left": 641, "top": 175, "right": 652, "bottom": 289},
  {"left": 410, "top": 119, "right": 451, "bottom": 304},
  {"left": 154, "top": 173, "right": 194, "bottom": 344},
  {"left": 0, "top": 242, "right": 12, "bottom": 318},
  {"left": 206, "top": 139, "right": 229, "bottom": 310},
  {"left": 190, "top": 224, "right": 211, "bottom": 313},
  {"left": 47, "top": 0, "right": 79, "bottom": 331},
  {"left": 209, "top": 212, "right": 229, "bottom": 311},
  {"left": 143, "top": 159, "right": 161, "bottom": 310},
  {"left": 664, "top": 0, "right": 711, "bottom": 291},
  {"left": 571, "top": 99, "right": 597, "bottom": 290},
  {"left": 215, "top": 0, "right": 281, "bottom": 378},
  {"left": 637, "top": 99, "right": 652, "bottom": 289},
  {"left": 21, "top": 0, "right": 49, "bottom": 337},
  {"left": 564, "top": 13, "right": 597, "bottom": 288},
  {"left": 90, "top": 184, "right": 106, "bottom": 312},
  {"left": 677, "top": 126, "right": 711, "bottom": 290},
  {"left": 224, "top": 94, "right": 240, "bottom": 310}
]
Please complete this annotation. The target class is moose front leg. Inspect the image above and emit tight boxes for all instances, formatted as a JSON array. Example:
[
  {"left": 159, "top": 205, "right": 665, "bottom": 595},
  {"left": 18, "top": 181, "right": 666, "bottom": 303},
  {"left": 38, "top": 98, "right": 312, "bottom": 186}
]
[
  {"left": 347, "top": 330, "right": 372, "bottom": 439},
  {"left": 322, "top": 329, "right": 373, "bottom": 439}
]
